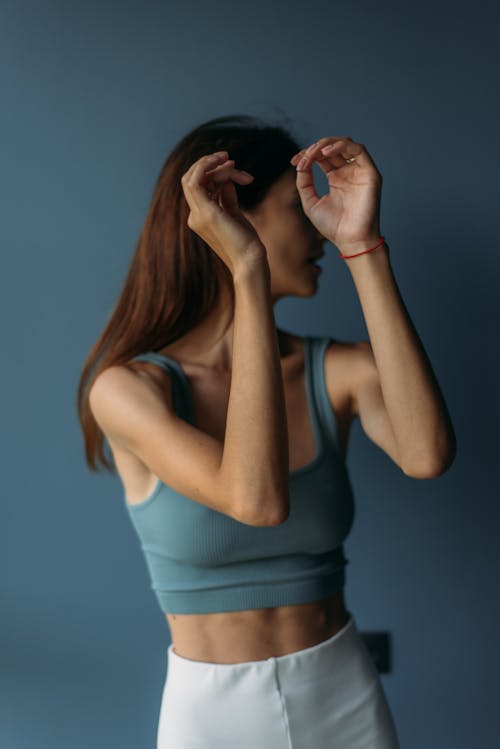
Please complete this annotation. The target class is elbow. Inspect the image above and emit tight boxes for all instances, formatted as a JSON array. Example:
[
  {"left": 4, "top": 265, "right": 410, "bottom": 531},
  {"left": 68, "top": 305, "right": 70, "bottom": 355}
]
[
  {"left": 233, "top": 492, "right": 290, "bottom": 527},
  {"left": 402, "top": 446, "right": 457, "bottom": 479},
  {"left": 402, "top": 428, "right": 457, "bottom": 479},
  {"left": 264, "top": 502, "right": 290, "bottom": 526}
]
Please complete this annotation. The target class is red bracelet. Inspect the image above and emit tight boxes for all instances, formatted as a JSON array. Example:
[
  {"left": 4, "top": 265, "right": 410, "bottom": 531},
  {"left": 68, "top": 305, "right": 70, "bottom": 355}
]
[{"left": 339, "top": 236, "right": 387, "bottom": 259}]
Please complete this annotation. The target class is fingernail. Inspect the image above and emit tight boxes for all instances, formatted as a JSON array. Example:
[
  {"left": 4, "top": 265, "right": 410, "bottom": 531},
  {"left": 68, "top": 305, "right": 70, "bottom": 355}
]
[{"left": 297, "top": 157, "right": 307, "bottom": 171}]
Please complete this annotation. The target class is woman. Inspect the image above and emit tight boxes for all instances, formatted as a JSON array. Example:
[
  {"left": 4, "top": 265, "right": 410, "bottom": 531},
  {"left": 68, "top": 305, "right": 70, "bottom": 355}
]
[{"left": 78, "top": 114, "right": 455, "bottom": 747}]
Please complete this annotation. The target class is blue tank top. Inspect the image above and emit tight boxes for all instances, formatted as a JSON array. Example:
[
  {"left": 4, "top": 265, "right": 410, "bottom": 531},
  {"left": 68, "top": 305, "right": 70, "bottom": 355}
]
[{"left": 123, "top": 335, "right": 355, "bottom": 614}]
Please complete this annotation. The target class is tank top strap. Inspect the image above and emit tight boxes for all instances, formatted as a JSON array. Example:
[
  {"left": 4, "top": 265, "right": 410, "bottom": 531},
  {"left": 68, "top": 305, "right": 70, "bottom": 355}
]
[
  {"left": 130, "top": 352, "right": 195, "bottom": 425},
  {"left": 304, "top": 335, "right": 341, "bottom": 454}
]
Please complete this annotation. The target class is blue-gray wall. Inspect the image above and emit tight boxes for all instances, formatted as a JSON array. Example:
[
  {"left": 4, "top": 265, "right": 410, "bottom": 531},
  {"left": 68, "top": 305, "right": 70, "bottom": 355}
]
[{"left": 1, "top": 1, "right": 499, "bottom": 747}]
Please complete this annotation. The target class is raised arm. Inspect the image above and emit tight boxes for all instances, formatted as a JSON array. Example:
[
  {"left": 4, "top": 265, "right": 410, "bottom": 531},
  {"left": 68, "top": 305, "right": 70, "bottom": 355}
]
[{"left": 90, "top": 150, "right": 290, "bottom": 526}]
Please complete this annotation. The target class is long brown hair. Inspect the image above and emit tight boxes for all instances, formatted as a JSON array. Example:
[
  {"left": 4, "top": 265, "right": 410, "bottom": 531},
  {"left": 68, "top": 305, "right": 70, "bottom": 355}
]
[{"left": 77, "top": 113, "right": 302, "bottom": 473}]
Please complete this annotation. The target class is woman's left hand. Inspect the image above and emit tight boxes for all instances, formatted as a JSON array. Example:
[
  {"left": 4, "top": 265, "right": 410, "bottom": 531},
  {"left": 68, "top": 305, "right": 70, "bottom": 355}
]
[{"left": 290, "top": 136, "right": 383, "bottom": 252}]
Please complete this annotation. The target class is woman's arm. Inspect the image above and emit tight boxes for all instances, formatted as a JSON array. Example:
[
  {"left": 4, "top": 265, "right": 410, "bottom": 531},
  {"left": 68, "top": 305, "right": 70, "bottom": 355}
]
[
  {"left": 222, "top": 260, "right": 290, "bottom": 524},
  {"left": 344, "top": 241, "right": 456, "bottom": 478},
  {"left": 92, "top": 150, "right": 290, "bottom": 526},
  {"left": 89, "top": 257, "right": 290, "bottom": 526},
  {"left": 291, "top": 136, "right": 456, "bottom": 478}
]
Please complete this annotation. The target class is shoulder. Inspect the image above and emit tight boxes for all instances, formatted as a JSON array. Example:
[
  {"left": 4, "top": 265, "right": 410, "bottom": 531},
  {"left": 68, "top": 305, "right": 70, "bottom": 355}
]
[
  {"left": 91, "top": 359, "right": 174, "bottom": 400},
  {"left": 89, "top": 361, "right": 180, "bottom": 484},
  {"left": 323, "top": 337, "right": 375, "bottom": 419},
  {"left": 278, "top": 328, "right": 367, "bottom": 420},
  {"left": 89, "top": 360, "right": 176, "bottom": 441}
]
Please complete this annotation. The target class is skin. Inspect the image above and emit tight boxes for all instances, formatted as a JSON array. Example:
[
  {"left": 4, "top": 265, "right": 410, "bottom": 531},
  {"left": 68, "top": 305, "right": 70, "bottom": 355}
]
[
  {"left": 111, "top": 136, "right": 456, "bottom": 664},
  {"left": 115, "top": 168, "right": 354, "bottom": 664}
]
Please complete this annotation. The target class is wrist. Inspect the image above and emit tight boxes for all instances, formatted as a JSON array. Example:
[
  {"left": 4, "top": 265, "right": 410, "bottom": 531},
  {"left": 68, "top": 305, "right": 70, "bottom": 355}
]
[
  {"left": 232, "top": 248, "right": 271, "bottom": 287},
  {"left": 343, "top": 240, "right": 390, "bottom": 280},
  {"left": 336, "top": 235, "right": 384, "bottom": 255}
]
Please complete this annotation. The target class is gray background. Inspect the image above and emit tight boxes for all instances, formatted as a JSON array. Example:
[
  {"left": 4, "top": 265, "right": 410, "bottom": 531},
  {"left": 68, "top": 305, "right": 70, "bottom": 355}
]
[{"left": 1, "top": 0, "right": 499, "bottom": 747}]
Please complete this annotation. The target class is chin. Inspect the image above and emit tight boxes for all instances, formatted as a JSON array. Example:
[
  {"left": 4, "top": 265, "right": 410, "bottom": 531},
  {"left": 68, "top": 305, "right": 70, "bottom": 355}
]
[
  {"left": 273, "top": 267, "right": 322, "bottom": 299},
  {"left": 299, "top": 267, "right": 322, "bottom": 296},
  {"left": 285, "top": 280, "right": 320, "bottom": 298},
  {"left": 302, "top": 283, "right": 319, "bottom": 297}
]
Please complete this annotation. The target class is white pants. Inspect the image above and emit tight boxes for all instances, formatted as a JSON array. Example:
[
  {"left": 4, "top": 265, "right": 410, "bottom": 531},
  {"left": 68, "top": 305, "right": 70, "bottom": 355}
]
[{"left": 156, "top": 613, "right": 400, "bottom": 748}]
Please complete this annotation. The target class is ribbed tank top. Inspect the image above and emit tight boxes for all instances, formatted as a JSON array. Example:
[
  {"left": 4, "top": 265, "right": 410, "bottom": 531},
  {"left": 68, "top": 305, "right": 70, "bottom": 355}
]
[{"left": 122, "top": 335, "right": 355, "bottom": 614}]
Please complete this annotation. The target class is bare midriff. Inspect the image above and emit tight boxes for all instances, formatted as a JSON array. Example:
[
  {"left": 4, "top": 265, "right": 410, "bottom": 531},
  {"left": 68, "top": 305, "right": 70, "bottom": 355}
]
[
  {"left": 165, "top": 588, "right": 350, "bottom": 664},
  {"left": 118, "top": 333, "right": 355, "bottom": 665}
]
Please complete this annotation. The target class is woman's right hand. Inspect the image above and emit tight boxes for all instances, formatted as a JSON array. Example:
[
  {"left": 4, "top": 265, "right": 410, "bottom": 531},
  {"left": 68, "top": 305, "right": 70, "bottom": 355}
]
[{"left": 181, "top": 151, "right": 267, "bottom": 276}]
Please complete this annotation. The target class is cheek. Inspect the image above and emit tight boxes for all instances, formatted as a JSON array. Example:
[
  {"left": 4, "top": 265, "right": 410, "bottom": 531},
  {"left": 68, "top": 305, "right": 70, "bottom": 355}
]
[
  {"left": 273, "top": 244, "right": 306, "bottom": 276},
  {"left": 276, "top": 233, "right": 300, "bottom": 263},
  {"left": 264, "top": 212, "right": 309, "bottom": 269}
]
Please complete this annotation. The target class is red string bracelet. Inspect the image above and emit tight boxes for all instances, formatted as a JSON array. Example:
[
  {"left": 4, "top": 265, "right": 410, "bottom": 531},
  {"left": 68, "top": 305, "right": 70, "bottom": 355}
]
[{"left": 339, "top": 236, "right": 387, "bottom": 259}]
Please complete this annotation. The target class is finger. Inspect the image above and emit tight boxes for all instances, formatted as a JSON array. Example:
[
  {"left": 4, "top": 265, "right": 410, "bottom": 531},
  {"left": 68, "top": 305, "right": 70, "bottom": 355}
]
[
  {"left": 195, "top": 164, "right": 236, "bottom": 213},
  {"left": 294, "top": 156, "right": 321, "bottom": 210},
  {"left": 291, "top": 144, "right": 346, "bottom": 171},
  {"left": 323, "top": 143, "right": 370, "bottom": 171},
  {"left": 293, "top": 138, "right": 347, "bottom": 204},
  {"left": 206, "top": 165, "right": 254, "bottom": 205},
  {"left": 319, "top": 140, "right": 366, "bottom": 167},
  {"left": 292, "top": 137, "right": 368, "bottom": 170},
  {"left": 292, "top": 143, "right": 340, "bottom": 177},
  {"left": 182, "top": 152, "right": 230, "bottom": 211},
  {"left": 187, "top": 152, "right": 229, "bottom": 184},
  {"left": 207, "top": 163, "right": 254, "bottom": 186},
  {"left": 199, "top": 157, "right": 237, "bottom": 193},
  {"left": 189, "top": 168, "right": 254, "bottom": 226},
  {"left": 298, "top": 140, "right": 357, "bottom": 169},
  {"left": 290, "top": 137, "right": 352, "bottom": 164},
  {"left": 218, "top": 179, "right": 239, "bottom": 215}
]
